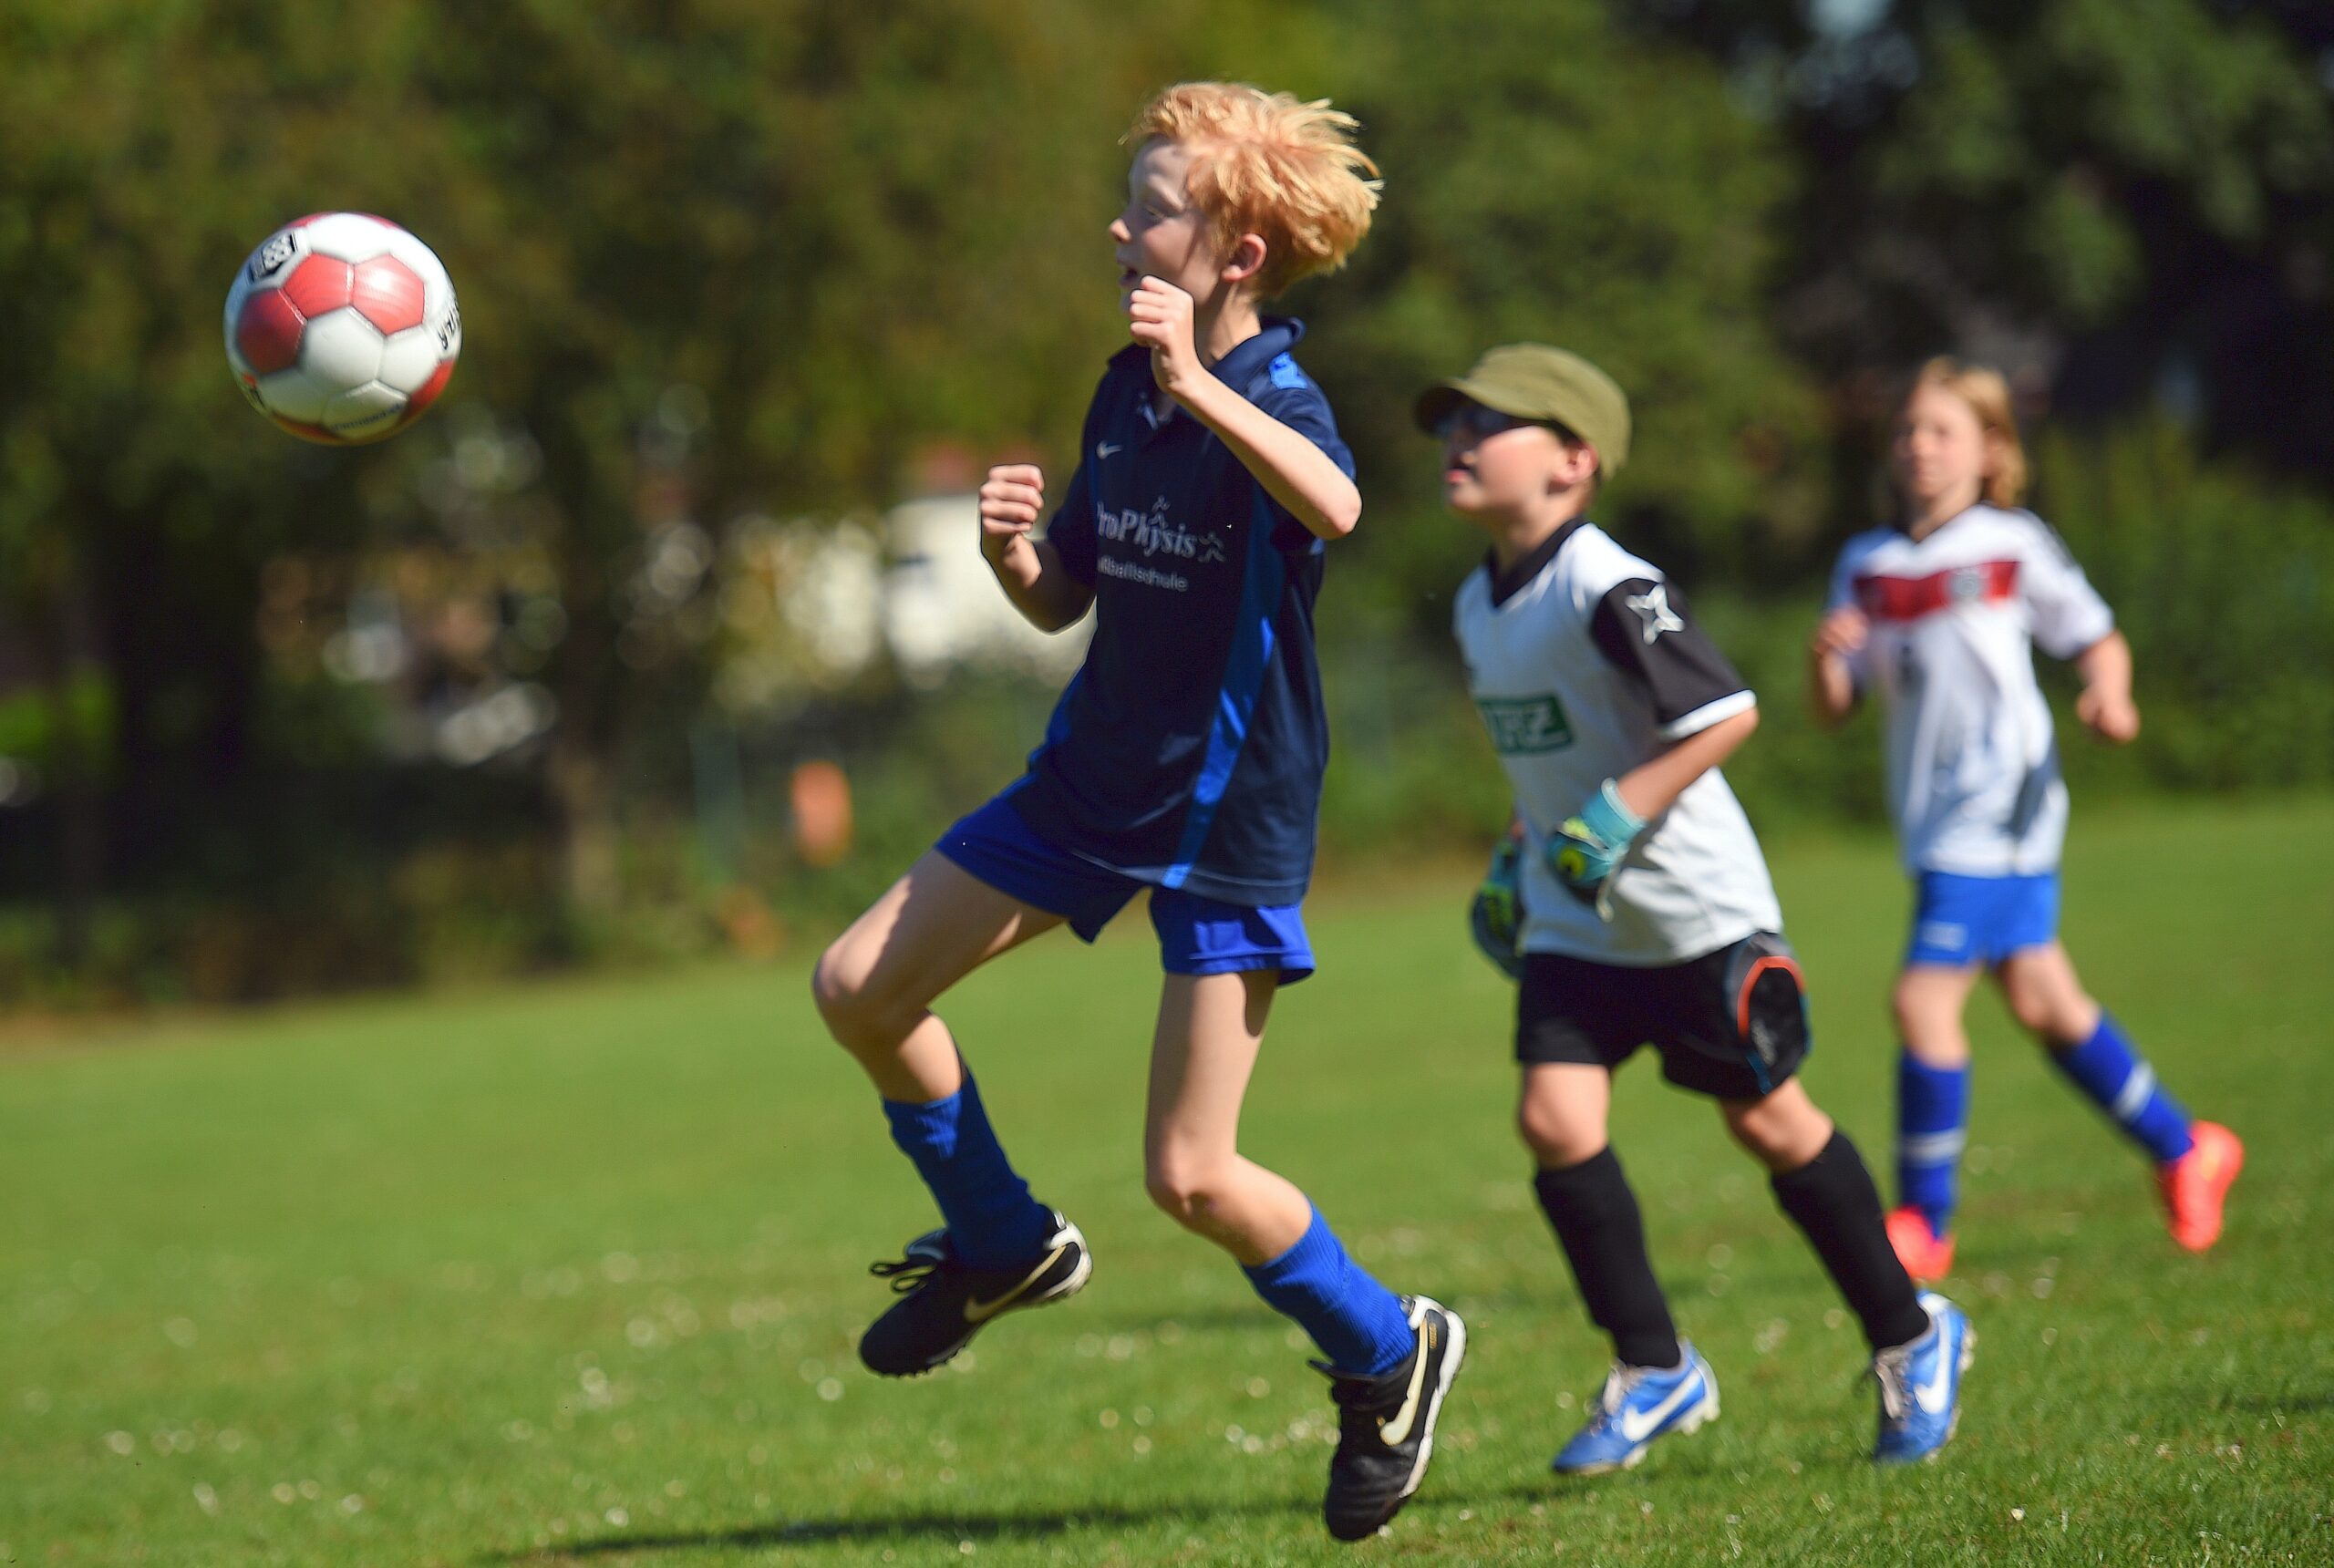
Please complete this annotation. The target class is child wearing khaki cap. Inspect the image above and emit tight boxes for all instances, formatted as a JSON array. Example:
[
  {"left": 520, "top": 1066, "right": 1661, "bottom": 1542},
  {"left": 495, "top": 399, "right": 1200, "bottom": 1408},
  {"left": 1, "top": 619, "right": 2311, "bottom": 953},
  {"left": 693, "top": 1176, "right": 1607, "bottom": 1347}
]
[{"left": 1423, "top": 344, "right": 1972, "bottom": 1474}]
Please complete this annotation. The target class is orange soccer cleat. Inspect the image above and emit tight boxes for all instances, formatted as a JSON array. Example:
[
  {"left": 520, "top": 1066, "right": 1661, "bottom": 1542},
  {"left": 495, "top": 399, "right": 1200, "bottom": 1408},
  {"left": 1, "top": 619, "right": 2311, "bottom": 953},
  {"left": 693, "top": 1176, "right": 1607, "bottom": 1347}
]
[
  {"left": 2159, "top": 1121, "right": 2244, "bottom": 1253},
  {"left": 1885, "top": 1205, "right": 1957, "bottom": 1282}
]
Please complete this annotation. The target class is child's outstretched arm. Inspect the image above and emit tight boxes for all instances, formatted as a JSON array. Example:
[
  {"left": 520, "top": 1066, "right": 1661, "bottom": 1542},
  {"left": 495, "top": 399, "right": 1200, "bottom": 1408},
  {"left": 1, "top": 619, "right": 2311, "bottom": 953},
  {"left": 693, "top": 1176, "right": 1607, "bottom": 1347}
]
[
  {"left": 1128, "top": 277, "right": 1360, "bottom": 541},
  {"left": 1807, "top": 606, "right": 1866, "bottom": 729},
  {"left": 1615, "top": 707, "right": 1761, "bottom": 821},
  {"left": 979, "top": 463, "right": 1096, "bottom": 633},
  {"left": 2071, "top": 629, "right": 2140, "bottom": 742}
]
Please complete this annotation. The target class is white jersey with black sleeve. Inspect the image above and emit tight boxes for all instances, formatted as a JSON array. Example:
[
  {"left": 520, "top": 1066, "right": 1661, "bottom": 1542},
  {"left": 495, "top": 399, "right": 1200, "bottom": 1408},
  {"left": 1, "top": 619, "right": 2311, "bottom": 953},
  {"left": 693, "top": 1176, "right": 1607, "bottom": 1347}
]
[
  {"left": 1826, "top": 504, "right": 2115, "bottom": 877},
  {"left": 1453, "top": 520, "right": 1782, "bottom": 966}
]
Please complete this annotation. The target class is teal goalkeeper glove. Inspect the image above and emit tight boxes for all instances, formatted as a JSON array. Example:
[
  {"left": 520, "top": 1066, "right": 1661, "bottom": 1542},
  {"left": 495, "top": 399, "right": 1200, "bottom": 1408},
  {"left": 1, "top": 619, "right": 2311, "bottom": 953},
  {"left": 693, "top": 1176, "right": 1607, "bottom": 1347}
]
[
  {"left": 1468, "top": 836, "right": 1525, "bottom": 981},
  {"left": 1549, "top": 780, "right": 1645, "bottom": 909}
]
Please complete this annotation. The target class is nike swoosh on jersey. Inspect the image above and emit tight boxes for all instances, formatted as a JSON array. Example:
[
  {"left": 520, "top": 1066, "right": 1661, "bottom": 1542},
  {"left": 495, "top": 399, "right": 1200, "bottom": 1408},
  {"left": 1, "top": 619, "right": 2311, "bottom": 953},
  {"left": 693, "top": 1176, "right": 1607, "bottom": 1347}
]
[
  {"left": 1616, "top": 1368, "right": 1704, "bottom": 1443},
  {"left": 1096, "top": 441, "right": 1122, "bottom": 459},
  {"left": 1376, "top": 1319, "right": 1437, "bottom": 1447},
  {"left": 962, "top": 1243, "right": 1069, "bottom": 1324},
  {"left": 1913, "top": 1322, "right": 1957, "bottom": 1415}
]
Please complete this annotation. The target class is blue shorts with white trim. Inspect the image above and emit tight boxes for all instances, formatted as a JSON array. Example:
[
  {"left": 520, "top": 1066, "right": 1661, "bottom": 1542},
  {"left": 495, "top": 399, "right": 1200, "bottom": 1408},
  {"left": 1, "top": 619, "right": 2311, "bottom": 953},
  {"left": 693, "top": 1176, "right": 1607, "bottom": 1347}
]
[
  {"left": 935, "top": 789, "right": 1314, "bottom": 984},
  {"left": 1905, "top": 871, "right": 2059, "bottom": 968}
]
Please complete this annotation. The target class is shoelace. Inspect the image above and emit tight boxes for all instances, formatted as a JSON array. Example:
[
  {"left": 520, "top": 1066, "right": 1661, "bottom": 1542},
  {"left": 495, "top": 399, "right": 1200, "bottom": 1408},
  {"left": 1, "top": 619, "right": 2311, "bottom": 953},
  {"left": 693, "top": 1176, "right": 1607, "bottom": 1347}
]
[
  {"left": 1592, "top": 1361, "right": 1655, "bottom": 1420},
  {"left": 1315, "top": 1357, "right": 1408, "bottom": 1439},
  {"left": 869, "top": 1237, "right": 953, "bottom": 1295},
  {"left": 1317, "top": 1360, "right": 1387, "bottom": 1408},
  {"left": 1870, "top": 1346, "right": 1913, "bottom": 1421}
]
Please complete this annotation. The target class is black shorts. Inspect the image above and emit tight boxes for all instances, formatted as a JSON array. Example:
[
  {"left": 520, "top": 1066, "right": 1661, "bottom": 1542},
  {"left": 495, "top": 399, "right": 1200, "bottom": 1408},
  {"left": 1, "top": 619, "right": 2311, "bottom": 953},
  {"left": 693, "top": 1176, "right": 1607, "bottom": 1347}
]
[{"left": 1515, "top": 932, "right": 1811, "bottom": 1100}]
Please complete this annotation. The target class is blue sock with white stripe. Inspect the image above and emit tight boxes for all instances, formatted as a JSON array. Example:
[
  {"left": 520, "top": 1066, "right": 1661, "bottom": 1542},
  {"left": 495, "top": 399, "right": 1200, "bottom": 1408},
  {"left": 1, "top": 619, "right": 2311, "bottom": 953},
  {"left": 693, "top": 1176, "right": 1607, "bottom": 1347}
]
[
  {"left": 2050, "top": 1015, "right": 2195, "bottom": 1164},
  {"left": 1243, "top": 1205, "right": 1418, "bottom": 1377},
  {"left": 1896, "top": 1054, "right": 1970, "bottom": 1234},
  {"left": 882, "top": 1075, "right": 1055, "bottom": 1270}
]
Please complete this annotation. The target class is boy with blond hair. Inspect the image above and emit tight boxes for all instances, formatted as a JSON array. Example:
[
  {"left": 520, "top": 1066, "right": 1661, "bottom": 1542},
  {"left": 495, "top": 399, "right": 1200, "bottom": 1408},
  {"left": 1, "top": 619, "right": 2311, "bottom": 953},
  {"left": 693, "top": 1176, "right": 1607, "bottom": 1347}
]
[
  {"left": 811, "top": 83, "right": 1464, "bottom": 1540},
  {"left": 1430, "top": 344, "right": 1970, "bottom": 1470}
]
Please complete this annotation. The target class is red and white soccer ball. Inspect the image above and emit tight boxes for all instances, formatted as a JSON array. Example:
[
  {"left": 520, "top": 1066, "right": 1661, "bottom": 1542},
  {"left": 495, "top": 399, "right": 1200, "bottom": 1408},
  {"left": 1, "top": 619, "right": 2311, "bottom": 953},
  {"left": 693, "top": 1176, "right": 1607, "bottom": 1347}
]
[{"left": 223, "top": 212, "right": 461, "bottom": 445}]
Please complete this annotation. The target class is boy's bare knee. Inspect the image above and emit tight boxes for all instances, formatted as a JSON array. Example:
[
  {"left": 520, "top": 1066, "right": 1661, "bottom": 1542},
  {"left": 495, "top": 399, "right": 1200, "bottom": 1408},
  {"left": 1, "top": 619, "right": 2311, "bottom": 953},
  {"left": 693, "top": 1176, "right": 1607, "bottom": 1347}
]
[
  {"left": 1720, "top": 1088, "right": 1833, "bottom": 1172},
  {"left": 1889, "top": 980, "right": 1930, "bottom": 1042},
  {"left": 1144, "top": 1154, "right": 1222, "bottom": 1230},
  {"left": 810, "top": 942, "right": 854, "bottom": 1019},
  {"left": 2004, "top": 985, "right": 2055, "bottom": 1037},
  {"left": 811, "top": 939, "right": 896, "bottom": 1050},
  {"left": 2005, "top": 975, "right": 2086, "bottom": 1041},
  {"left": 1143, "top": 1176, "right": 1194, "bottom": 1227},
  {"left": 1720, "top": 1102, "right": 1782, "bottom": 1159},
  {"left": 1517, "top": 1099, "right": 1604, "bottom": 1168}
]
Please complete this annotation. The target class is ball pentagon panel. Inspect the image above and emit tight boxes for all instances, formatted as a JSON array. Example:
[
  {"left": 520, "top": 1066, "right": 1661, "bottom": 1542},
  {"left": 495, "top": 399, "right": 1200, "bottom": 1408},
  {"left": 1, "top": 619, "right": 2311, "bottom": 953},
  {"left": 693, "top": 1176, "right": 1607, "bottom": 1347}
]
[
  {"left": 296, "top": 309, "right": 387, "bottom": 393},
  {"left": 349, "top": 255, "right": 427, "bottom": 335},
  {"left": 234, "top": 290, "right": 307, "bottom": 376},
  {"left": 256, "top": 365, "right": 333, "bottom": 426}
]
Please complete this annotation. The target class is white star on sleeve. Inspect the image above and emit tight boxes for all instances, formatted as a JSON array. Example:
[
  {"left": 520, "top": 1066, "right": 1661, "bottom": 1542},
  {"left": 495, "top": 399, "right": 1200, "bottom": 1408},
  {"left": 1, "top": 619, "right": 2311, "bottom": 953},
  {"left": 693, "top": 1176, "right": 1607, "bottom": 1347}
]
[{"left": 1626, "top": 583, "right": 1686, "bottom": 644}]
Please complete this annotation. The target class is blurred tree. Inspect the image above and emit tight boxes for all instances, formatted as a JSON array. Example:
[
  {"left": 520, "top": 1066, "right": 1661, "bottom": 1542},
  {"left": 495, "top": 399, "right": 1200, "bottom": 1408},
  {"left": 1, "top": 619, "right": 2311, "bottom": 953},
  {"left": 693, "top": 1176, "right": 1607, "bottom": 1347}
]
[
  {"left": 1305, "top": 0, "right": 1824, "bottom": 620},
  {"left": 1646, "top": 0, "right": 2334, "bottom": 480},
  {"left": 399, "top": 0, "right": 1210, "bottom": 903},
  {"left": 0, "top": 0, "right": 1244, "bottom": 923},
  {"left": 5, "top": 0, "right": 2329, "bottom": 999},
  {"left": 0, "top": 1, "right": 370, "bottom": 959}
]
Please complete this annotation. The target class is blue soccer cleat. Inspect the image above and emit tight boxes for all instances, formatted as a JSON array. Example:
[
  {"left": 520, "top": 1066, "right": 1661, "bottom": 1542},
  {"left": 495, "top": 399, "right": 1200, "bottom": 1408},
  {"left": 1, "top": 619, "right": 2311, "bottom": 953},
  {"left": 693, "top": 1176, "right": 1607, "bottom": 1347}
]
[
  {"left": 1871, "top": 1292, "right": 1973, "bottom": 1465},
  {"left": 1551, "top": 1345, "right": 1720, "bottom": 1474}
]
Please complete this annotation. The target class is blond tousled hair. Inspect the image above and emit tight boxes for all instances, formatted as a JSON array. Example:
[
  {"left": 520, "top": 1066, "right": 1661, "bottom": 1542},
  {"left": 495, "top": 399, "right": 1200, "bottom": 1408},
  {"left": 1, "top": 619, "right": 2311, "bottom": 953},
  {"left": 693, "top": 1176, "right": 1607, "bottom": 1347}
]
[
  {"left": 1125, "top": 82, "right": 1380, "bottom": 298},
  {"left": 1908, "top": 356, "right": 2029, "bottom": 509}
]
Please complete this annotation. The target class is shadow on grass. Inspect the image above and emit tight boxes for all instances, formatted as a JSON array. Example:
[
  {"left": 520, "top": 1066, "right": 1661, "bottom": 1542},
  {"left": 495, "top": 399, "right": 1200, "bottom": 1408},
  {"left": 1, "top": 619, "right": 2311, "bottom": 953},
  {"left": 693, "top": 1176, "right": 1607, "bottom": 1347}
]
[
  {"left": 1070, "top": 1305, "right": 1309, "bottom": 1336},
  {"left": 497, "top": 1493, "right": 1317, "bottom": 1561}
]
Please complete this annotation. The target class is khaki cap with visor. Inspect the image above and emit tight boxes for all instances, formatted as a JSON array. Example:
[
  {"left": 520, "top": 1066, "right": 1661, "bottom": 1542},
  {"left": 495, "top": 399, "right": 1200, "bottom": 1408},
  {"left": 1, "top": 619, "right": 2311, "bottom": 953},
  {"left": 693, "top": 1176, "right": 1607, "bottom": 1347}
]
[{"left": 1414, "top": 344, "right": 1631, "bottom": 477}]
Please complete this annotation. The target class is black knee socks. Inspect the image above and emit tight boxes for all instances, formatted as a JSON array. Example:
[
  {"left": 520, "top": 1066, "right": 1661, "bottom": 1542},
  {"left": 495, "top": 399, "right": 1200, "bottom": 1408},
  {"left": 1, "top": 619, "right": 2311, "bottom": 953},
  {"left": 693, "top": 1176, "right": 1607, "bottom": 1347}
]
[
  {"left": 1534, "top": 1148, "right": 1681, "bottom": 1370},
  {"left": 1771, "top": 1130, "right": 1933, "bottom": 1352},
  {"left": 1537, "top": 1133, "right": 1931, "bottom": 1366}
]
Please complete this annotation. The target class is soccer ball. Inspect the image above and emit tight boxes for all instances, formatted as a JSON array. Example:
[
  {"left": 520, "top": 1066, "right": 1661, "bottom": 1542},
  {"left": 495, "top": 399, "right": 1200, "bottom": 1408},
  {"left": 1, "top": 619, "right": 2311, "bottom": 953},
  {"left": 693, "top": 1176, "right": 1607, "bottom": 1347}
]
[{"left": 223, "top": 212, "right": 461, "bottom": 445}]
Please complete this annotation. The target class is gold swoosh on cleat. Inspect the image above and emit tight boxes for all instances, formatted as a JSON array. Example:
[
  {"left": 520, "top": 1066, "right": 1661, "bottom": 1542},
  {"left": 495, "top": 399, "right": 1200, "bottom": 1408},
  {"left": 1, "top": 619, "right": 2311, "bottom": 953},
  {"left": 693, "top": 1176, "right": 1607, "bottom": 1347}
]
[
  {"left": 963, "top": 1243, "right": 1069, "bottom": 1324},
  {"left": 1376, "top": 1319, "right": 1437, "bottom": 1447}
]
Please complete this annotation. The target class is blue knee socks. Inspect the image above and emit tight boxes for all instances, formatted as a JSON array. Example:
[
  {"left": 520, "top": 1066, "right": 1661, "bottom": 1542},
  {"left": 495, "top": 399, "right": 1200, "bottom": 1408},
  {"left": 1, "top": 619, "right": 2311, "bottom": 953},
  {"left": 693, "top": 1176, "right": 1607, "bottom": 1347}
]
[
  {"left": 1243, "top": 1206, "right": 1418, "bottom": 1377},
  {"left": 883, "top": 1081, "right": 1420, "bottom": 1380},
  {"left": 1896, "top": 1054, "right": 1971, "bottom": 1233},
  {"left": 881, "top": 1074, "right": 1055, "bottom": 1268},
  {"left": 2050, "top": 1014, "right": 2195, "bottom": 1164}
]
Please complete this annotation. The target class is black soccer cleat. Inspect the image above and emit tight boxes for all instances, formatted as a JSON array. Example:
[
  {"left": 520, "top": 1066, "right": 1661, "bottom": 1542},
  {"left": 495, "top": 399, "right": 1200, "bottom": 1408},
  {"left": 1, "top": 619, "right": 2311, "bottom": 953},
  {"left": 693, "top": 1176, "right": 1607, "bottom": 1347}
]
[
  {"left": 1318, "top": 1295, "right": 1468, "bottom": 1542},
  {"left": 857, "top": 1208, "right": 1090, "bottom": 1377}
]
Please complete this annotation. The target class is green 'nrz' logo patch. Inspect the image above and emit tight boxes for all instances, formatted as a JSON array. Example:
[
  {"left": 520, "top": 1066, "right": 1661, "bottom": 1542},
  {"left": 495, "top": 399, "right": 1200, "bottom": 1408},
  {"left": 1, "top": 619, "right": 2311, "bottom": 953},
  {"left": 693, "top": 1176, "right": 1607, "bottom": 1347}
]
[{"left": 1476, "top": 694, "right": 1574, "bottom": 754}]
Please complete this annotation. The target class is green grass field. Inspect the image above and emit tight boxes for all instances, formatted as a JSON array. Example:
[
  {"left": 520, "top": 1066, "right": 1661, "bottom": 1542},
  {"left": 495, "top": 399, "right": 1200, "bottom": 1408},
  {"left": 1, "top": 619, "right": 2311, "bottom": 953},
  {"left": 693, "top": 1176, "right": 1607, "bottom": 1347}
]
[{"left": 5, "top": 799, "right": 2330, "bottom": 1567}]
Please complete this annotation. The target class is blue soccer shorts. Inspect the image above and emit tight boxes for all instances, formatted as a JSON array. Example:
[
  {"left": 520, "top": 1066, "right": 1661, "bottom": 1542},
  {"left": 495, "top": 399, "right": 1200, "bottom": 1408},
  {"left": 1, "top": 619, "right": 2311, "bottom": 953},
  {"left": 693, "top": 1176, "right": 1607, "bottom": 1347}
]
[
  {"left": 935, "top": 789, "right": 1315, "bottom": 984},
  {"left": 1905, "top": 870, "right": 2060, "bottom": 968}
]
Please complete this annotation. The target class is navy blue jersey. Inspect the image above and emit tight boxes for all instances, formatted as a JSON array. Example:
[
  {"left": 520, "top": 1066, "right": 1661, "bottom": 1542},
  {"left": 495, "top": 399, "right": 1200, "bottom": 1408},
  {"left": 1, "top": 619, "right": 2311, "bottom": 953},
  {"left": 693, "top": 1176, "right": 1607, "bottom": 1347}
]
[{"left": 1009, "top": 316, "right": 1348, "bottom": 906}]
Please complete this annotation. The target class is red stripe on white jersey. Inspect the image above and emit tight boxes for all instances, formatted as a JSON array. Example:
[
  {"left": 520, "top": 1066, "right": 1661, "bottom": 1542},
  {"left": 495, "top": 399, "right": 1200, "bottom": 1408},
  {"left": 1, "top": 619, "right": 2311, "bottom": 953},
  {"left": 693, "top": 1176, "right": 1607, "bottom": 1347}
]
[{"left": 1854, "top": 559, "right": 2020, "bottom": 624}]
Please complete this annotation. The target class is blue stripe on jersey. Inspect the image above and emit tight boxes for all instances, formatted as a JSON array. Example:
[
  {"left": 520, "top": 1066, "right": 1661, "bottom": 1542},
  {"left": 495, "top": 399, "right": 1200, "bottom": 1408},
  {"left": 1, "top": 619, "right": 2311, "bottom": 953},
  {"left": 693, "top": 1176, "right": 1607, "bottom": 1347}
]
[
  {"left": 1030, "top": 666, "right": 1086, "bottom": 767},
  {"left": 1163, "top": 491, "right": 1286, "bottom": 889}
]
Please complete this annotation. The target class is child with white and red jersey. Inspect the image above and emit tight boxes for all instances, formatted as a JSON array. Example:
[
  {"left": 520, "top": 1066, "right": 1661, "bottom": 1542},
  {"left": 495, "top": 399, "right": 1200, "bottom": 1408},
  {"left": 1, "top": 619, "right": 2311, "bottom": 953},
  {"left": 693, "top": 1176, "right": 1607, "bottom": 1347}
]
[{"left": 1809, "top": 359, "right": 2243, "bottom": 1280}]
